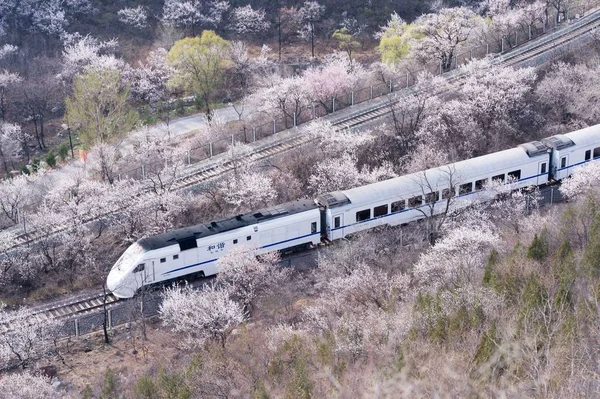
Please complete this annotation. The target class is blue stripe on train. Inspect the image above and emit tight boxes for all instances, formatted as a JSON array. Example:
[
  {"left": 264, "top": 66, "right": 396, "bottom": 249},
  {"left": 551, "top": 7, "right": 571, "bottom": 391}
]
[{"left": 162, "top": 232, "right": 321, "bottom": 275}]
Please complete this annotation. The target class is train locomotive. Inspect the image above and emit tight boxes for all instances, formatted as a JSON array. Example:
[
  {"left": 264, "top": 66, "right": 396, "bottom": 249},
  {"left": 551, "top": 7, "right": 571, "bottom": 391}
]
[{"left": 107, "top": 124, "right": 600, "bottom": 298}]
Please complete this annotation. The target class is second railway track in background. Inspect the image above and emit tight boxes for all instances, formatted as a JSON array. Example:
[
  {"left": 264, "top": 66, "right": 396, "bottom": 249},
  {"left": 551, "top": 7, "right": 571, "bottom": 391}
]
[{"left": 3, "top": 8, "right": 600, "bottom": 253}]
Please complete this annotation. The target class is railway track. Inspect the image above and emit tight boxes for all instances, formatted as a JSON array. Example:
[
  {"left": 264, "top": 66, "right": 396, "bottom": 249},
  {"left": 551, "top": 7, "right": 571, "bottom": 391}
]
[
  {"left": 2, "top": 9, "right": 600, "bottom": 255},
  {"left": 0, "top": 292, "right": 119, "bottom": 335}
]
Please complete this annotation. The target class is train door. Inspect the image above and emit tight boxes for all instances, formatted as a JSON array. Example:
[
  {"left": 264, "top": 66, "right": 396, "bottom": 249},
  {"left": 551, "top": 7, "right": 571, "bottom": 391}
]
[
  {"left": 144, "top": 260, "right": 155, "bottom": 284},
  {"left": 538, "top": 160, "right": 548, "bottom": 185},
  {"left": 558, "top": 154, "right": 569, "bottom": 180},
  {"left": 331, "top": 213, "right": 344, "bottom": 240}
]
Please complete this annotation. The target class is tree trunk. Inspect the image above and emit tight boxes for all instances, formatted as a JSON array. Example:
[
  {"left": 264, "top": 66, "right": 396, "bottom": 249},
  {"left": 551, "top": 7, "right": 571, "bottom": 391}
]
[
  {"left": 311, "top": 22, "right": 315, "bottom": 58},
  {"left": 278, "top": 16, "right": 282, "bottom": 62},
  {"left": 102, "top": 284, "right": 111, "bottom": 344}
]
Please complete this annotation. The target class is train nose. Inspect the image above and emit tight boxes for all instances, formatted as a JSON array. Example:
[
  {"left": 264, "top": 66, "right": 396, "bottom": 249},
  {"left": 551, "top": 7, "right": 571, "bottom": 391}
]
[
  {"left": 106, "top": 269, "right": 119, "bottom": 294},
  {"left": 106, "top": 269, "right": 133, "bottom": 299}
]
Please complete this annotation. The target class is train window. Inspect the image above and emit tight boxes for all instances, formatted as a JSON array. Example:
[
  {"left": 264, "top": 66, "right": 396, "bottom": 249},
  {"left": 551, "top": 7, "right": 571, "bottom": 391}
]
[
  {"left": 233, "top": 239, "right": 238, "bottom": 244},
  {"left": 585, "top": 150, "right": 592, "bottom": 161},
  {"left": 408, "top": 195, "right": 422, "bottom": 208},
  {"left": 424, "top": 192, "right": 438, "bottom": 204},
  {"left": 160, "top": 258, "right": 166, "bottom": 263},
  {"left": 594, "top": 147, "right": 600, "bottom": 158},
  {"left": 540, "top": 163, "right": 547, "bottom": 174},
  {"left": 173, "top": 255, "right": 179, "bottom": 260},
  {"left": 374, "top": 204, "right": 388, "bottom": 217},
  {"left": 475, "top": 178, "right": 487, "bottom": 191},
  {"left": 492, "top": 173, "right": 505, "bottom": 183},
  {"left": 459, "top": 182, "right": 473, "bottom": 195},
  {"left": 178, "top": 237, "right": 198, "bottom": 251},
  {"left": 560, "top": 157, "right": 567, "bottom": 168},
  {"left": 246, "top": 236, "right": 251, "bottom": 241},
  {"left": 442, "top": 188, "right": 453, "bottom": 200},
  {"left": 507, "top": 170, "right": 521, "bottom": 181},
  {"left": 311, "top": 222, "right": 317, "bottom": 233},
  {"left": 391, "top": 200, "right": 405, "bottom": 212},
  {"left": 334, "top": 216, "right": 341, "bottom": 228},
  {"left": 356, "top": 209, "right": 371, "bottom": 222},
  {"left": 133, "top": 264, "right": 145, "bottom": 273}
]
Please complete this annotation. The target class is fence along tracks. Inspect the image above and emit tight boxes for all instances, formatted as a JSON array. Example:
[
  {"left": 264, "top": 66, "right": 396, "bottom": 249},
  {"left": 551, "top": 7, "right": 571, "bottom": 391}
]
[{"left": 3, "top": 9, "right": 600, "bottom": 255}]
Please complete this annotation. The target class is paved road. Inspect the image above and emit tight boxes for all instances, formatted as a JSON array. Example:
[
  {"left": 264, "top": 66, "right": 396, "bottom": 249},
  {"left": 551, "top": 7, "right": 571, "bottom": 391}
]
[{"left": 167, "top": 104, "right": 255, "bottom": 136}]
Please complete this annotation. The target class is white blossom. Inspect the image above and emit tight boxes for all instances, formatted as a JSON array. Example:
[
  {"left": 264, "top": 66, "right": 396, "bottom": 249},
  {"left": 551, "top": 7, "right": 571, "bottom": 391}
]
[
  {"left": 414, "top": 225, "right": 499, "bottom": 290},
  {"left": 229, "top": 5, "right": 270, "bottom": 34},
  {"left": 217, "top": 170, "right": 277, "bottom": 210},
  {"left": 560, "top": 161, "right": 600, "bottom": 199},
  {"left": 0, "top": 306, "right": 62, "bottom": 367},
  {"left": 160, "top": 284, "right": 246, "bottom": 347},
  {"left": 308, "top": 153, "right": 396, "bottom": 194},
  {"left": 0, "top": 44, "right": 17, "bottom": 59},
  {"left": 216, "top": 245, "right": 287, "bottom": 311},
  {"left": 0, "top": 372, "right": 56, "bottom": 399},
  {"left": 302, "top": 52, "right": 366, "bottom": 111},
  {"left": 118, "top": 6, "right": 148, "bottom": 29}
]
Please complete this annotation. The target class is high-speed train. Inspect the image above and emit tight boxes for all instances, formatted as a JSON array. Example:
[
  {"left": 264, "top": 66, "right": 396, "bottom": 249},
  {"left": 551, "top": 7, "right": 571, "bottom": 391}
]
[{"left": 107, "top": 124, "right": 600, "bottom": 298}]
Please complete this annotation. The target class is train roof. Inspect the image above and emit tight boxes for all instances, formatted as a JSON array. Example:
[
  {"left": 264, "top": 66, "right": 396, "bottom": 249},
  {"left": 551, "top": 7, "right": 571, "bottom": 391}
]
[
  {"left": 138, "top": 199, "right": 318, "bottom": 250},
  {"left": 332, "top": 146, "right": 538, "bottom": 208},
  {"left": 562, "top": 125, "right": 600, "bottom": 148}
]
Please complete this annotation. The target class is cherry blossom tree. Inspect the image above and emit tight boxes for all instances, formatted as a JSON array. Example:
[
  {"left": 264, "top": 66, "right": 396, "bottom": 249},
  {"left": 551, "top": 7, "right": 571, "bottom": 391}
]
[
  {"left": 484, "top": 4, "right": 525, "bottom": 49},
  {"left": 306, "top": 119, "right": 374, "bottom": 157},
  {"left": 0, "top": 44, "right": 18, "bottom": 59},
  {"left": 487, "top": 177, "right": 541, "bottom": 234},
  {"left": 297, "top": 1, "right": 325, "bottom": 58},
  {"left": 162, "top": 0, "right": 230, "bottom": 36},
  {"left": 216, "top": 169, "right": 277, "bottom": 211},
  {"left": 560, "top": 161, "right": 600, "bottom": 199},
  {"left": 58, "top": 35, "right": 121, "bottom": 82},
  {"left": 0, "top": 70, "right": 21, "bottom": 121},
  {"left": 417, "top": 60, "right": 536, "bottom": 157},
  {"left": 216, "top": 246, "right": 287, "bottom": 314},
  {"left": 250, "top": 75, "right": 311, "bottom": 128},
  {"left": 160, "top": 284, "right": 246, "bottom": 348},
  {"left": 125, "top": 48, "right": 172, "bottom": 102},
  {"left": 0, "top": 372, "right": 56, "bottom": 398},
  {"left": 229, "top": 5, "right": 270, "bottom": 35},
  {"left": 44, "top": 169, "right": 112, "bottom": 227},
  {"left": 0, "top": 173, "right": 39, "bottom": 224},
  {"left": 0, "top": 122, "right": 29, "bottom": 173},
  {"left": 411, "top": 7, "right": 482, "bottom": 71},
  {"left": 535, "top": 61, "right": 600, "bottom": 127},
  {"left": 302, "top": 52, "right": 366, "bottom": 113},
  {"left": 85, "top": 142, "right": 122, "bottom": 184},
  {"left": 128, "top": 127, "right": 188, "bottom": 193},
  {"left": 118, "top": 6, "right": 149, "bottom": 29},
  {"left": 388, "top": 71, "right": 447, "bottom": 157},
  {"left": 308, "top": 153, "right": 395, "bottom": 195},
  {"left": 0, "top": 230, "right": 23, "bottom": 284},
  {"left": 414, "top": 225, "right": 499, "bottom": 290},
  {"left": 0, "top": 305, "right": 62, "bottom": 368}
]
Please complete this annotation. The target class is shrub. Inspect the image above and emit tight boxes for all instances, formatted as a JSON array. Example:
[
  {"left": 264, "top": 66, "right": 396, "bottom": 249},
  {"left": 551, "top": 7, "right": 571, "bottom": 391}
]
[
  {"left": 58, "top": 145, "right": 69, "bottom": 161},
  {"left": 527, "top": 233, "right": 548, "bottom": 261},
  {"left": 45, "top": 151, "right": 56, "bottom": 168}
]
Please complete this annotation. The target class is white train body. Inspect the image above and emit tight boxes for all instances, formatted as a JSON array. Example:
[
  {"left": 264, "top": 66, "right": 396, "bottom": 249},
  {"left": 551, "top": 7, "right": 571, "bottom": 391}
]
[
  {"left": 107, "top": 124, "right": 600, "bottom": 298},
  {"left": 107, "top": 200, "right": 321, "bottom": 298}
]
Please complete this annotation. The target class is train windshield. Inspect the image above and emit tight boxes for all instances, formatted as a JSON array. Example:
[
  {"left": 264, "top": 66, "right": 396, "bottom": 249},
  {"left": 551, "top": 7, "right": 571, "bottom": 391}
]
[{"left": 112, "top": 243, "right": 146, "bottom": 271}]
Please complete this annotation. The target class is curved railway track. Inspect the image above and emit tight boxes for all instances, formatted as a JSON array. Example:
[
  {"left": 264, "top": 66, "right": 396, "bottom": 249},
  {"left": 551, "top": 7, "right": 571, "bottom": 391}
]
[{"left": 2, "top": 8, "right": 600, "bottom": 255}]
